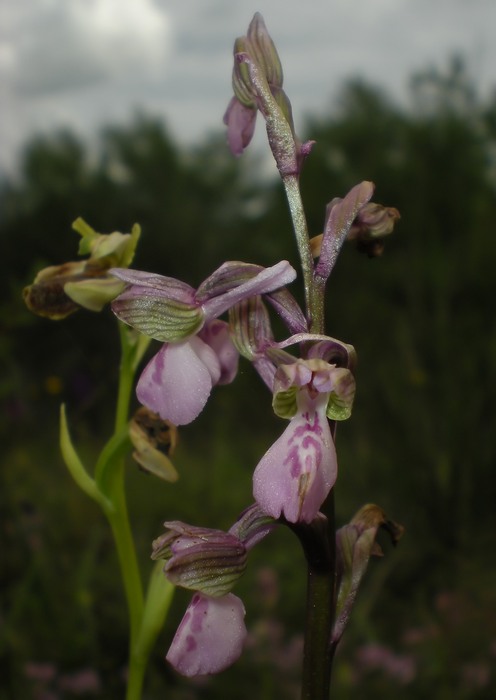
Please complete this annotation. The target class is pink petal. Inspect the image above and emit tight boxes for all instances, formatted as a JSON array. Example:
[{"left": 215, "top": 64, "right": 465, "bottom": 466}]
[
  {"left": 199, "top": 320, "right": 239, "bottom": 385},
  {"left": 110, "top": 268, "right": 195, "bottom": 303},
  {"left": 201, "top": 260, "right": 296, "bottom": 320},
  {"left": 223, "top": 97, "right": 257, "bottom": 156},
  {"left": 253, "top": 399, "right": 337, "bottom": 523},
  {"left": 166, "top": 593, "right": 247, "bottom": 676},
  {"left": 137, "top": 339, "right": 220, "bottom": 425}
]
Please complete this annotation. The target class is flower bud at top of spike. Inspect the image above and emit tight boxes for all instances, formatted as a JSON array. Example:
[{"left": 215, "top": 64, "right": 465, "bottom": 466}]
[
  {"left": 129, "top": 406, "right": 179, "bottom": 482},
  {"left": 232, "top": 38, "right": 257, "bottom": 107},
  {"left": 152, "top": 522, "right": 248, "bottom": 598},
  {"left": 231, "top": 13, "right": 283, "bottom": 107},
  {"left": 246, "top": 12, "right": 283, "bottom": 89},
  {"left": 225, "top": 13, "right": 301, "bottom": 166}
]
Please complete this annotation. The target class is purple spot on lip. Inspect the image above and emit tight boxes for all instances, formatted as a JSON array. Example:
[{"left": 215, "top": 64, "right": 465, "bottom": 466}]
[
  {"left": 185, "top": 634, "right": 197, "bottom": 652},
  {"left": 285, "top": 444, "right": 302, "bottom": 478},
  {"left": 190, "top": 595, "right": 207, "bottom": 633},
  {"left": 284, "top": 413, "right": 323, "bottom": 478},
  {"left": 152, "top": 347, "right": 165, "bottom": 383}
]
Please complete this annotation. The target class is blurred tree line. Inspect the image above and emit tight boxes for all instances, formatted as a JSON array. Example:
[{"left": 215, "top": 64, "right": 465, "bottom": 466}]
[{"left": 2, "top": 59, "right": 496, "bottom": 698}]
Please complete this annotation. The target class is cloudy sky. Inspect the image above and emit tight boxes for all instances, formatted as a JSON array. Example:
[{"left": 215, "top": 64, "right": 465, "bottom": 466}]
[{"left": 2, "top": 0, "right": 496, "bottom": 175}]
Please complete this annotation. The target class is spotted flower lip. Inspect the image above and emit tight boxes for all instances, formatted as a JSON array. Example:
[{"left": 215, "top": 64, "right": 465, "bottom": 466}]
[
  {"left": 253, "top": 390, "right": 337, "bottom": 523},
  {"left": 110, "top": 261, "right": 296, "bottom": 425},
  {"left": 253, "top": 359, "right": 355, "bottom": 523},
  {"left": 166, "top": 592, "right": 247, "bottom": 677}
]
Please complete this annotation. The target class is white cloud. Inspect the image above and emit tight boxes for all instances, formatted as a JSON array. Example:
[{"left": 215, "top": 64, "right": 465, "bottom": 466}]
[
  {"left": 1, "top": 0, "right": 496, "bottom": 175},
  {"left": 3, "top": 0, "right": 171, "bottom": 95}
]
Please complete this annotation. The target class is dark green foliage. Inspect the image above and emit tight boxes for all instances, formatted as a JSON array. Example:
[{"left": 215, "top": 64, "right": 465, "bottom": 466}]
[{"left": 2, "top": 61, "right": 496, "bottom": 697}]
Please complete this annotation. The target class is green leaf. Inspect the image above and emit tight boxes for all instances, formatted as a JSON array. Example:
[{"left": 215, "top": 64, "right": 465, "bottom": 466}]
[{"left": 60, "top": 405, "right": 108, "bottom": 508}]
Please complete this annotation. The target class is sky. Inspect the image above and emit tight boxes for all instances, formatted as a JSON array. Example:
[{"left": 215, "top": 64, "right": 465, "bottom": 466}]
[{"left": 1, "top": 0, "right": 496, "bottom": 175}]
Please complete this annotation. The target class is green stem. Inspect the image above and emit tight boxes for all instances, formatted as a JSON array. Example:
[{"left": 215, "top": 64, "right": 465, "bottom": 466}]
[
  {"left": 104, "top": 476, "right": 145, "bottom": 648},
  {"left": 103, "top": 321, "right": 146, "bottom": 700},
  {"left": 282, "top": 175, "right": 322, "bottom": 331},
  {"left": 281, "top": 172, "right": 337, "bottom": 699},
  {"left": 289, "top": 514, "right": 336, "bottom": 700},
  {"left": 115, "top": 322, "right": 137, "bottom": 432},
  {"left": 301, "top": 568, "right": 334, "bottom": 699}
]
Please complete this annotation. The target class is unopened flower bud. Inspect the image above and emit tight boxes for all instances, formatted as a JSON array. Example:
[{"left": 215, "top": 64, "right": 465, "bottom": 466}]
[
  {"left": 152, "top": 522, "right": 247, "bottom": 597},
  {"left": 231, "top": 13, "right": 283, "bottom": 107},
  {"left": 246, "top": 12, "right": 283, "bottom": 89}
]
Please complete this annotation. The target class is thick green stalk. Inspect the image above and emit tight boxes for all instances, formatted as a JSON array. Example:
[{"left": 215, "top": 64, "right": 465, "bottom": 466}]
[
  {"left": 104, "top": 475, "right": 145, "bottom": 651},
  {"left": 103, "top": 322, "right": 146, "bottom": 700},
  {"left": 97, "top": 324, "right": 171, "bottom": 700},
  {"left": 289, "top": 512, "right": 336, "bottom": 700},
  {"left": 281, "top": 173, "right": 337, "bottom": 699},
  {"left": 301, "top": 567, "right": 334, "bottom": 699}
]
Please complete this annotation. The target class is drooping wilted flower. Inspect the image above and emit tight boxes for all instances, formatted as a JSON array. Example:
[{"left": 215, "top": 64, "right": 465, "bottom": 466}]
[
  {"left": 128, "top": 406, "right": 179, "bottom": 482},
  {"left": 111, "top": 260, "right": 296, "bottom": 424},
  {"left": 345, "top": 202, "right": 401, "bottom": 258},
  {"left": 333, "top": 505, "right": 404, "bottom": 644},
  {"left": 23, "top": 218, "right": 140, "bottom": 319},
  {"left": 309, "top": 185, "right": 400, "bottom": 261}
]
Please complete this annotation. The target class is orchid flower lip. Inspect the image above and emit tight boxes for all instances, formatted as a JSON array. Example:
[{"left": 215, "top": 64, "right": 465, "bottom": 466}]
[
  {"left": 253, "top": 394, "right": 337, "bottom": 523},
  {"left": 166, "top": 593, "right": 247, "bottom": 677}
]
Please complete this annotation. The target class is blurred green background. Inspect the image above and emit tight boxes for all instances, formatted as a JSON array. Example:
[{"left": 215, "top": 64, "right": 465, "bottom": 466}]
[{"left": 2, "top": 59, "right": 496, "bottom": 699}]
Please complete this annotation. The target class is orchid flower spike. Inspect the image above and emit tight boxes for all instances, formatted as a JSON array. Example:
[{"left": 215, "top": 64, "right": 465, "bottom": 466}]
[
  {"left": 111, "top": 260, "right": 296, "bottom": 425},
  {"left": 253, "top": 355, "right": 356, "bottom": 523}
]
